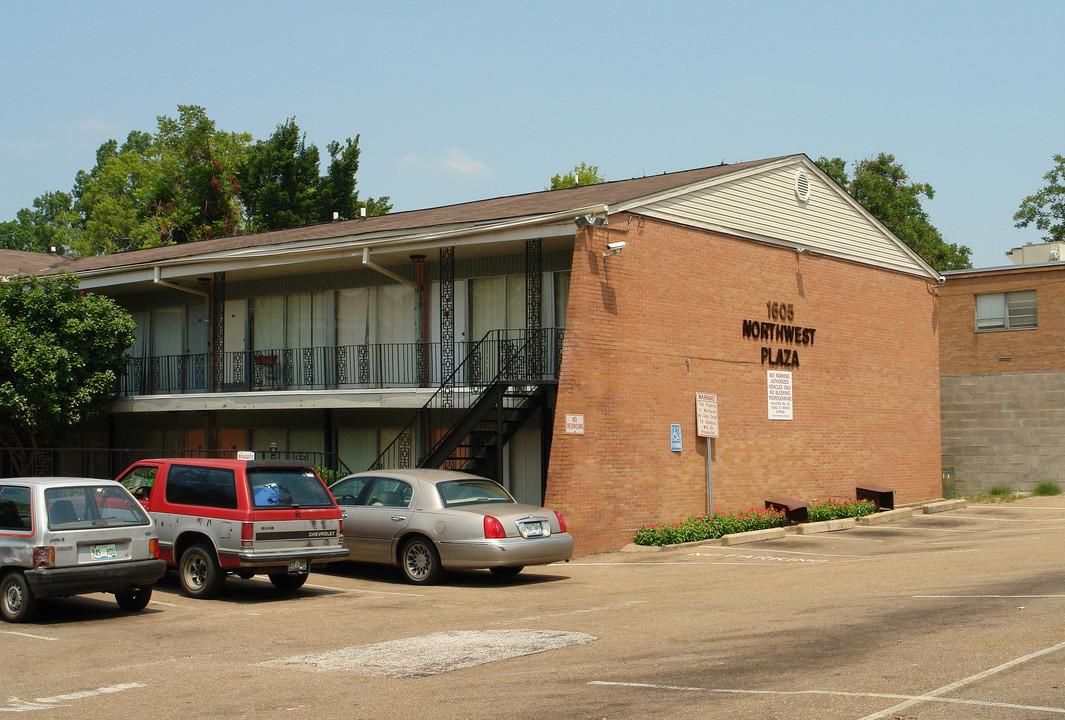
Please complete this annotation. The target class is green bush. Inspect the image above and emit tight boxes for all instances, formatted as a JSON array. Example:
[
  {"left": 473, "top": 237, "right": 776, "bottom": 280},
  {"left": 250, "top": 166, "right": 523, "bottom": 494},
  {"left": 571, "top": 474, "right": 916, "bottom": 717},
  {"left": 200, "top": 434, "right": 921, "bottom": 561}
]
[
  {"left": 987, "top": 485, "right": 1014, "bottom": 497},
  {"left": 1033, "top": 481, "right": 1062, "bottom": 497},
  {"left": 808, "top": 498, "right": 878, "bottom": 522},
  {"left": 634, "top": 507, "right": 787, "bottom": 546}
]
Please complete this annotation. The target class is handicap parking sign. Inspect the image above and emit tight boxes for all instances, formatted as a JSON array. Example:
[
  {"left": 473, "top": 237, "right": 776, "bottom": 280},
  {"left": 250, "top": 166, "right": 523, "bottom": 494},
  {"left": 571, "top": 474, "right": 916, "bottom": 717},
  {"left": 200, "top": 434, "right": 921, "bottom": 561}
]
[{"left": 670, "top": 423, "right": 682, "bottom": 452}]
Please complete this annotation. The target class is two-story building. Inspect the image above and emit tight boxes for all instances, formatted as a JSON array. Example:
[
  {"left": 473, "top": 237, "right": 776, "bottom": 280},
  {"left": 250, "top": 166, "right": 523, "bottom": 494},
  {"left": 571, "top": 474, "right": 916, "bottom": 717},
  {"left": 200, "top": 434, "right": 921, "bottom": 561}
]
[
  {"left": 940, "top": 242, "right": 1065, "bottom": 495},
  {"left": 15, "top": 154, "right": 944, "bottom": 552}
]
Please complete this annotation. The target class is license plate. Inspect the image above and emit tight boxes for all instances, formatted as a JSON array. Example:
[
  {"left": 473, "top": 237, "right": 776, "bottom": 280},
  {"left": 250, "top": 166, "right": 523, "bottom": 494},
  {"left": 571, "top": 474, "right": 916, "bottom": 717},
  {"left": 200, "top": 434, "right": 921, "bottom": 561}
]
[
  {"left": 523, "top": 522, "right": 543, "bottom": 538},
  {"left": 90, "top": 543, "right": 117, "bottom": 560},
  {"left": 288, "top": 558, "right": 308, "bottom": 574}
]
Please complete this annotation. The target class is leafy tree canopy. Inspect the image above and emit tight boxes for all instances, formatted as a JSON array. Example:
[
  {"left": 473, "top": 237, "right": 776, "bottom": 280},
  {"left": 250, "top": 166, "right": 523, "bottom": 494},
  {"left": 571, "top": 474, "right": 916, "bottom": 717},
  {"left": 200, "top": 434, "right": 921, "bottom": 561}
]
[
  {"left": 548, "top": 162, "right": 606, "bottom": 190},
  {"left": 0, "top": 273, "right": 134, "bottom": 453},
  {"left": 2, "top": 107, "right": 392, "bottom": 256},
  {"left": 1014, "top": 154, "right": 1065, "bottom": 244},
  {"left": 816, "top": 153, "right": 972, "bottom": 271}
]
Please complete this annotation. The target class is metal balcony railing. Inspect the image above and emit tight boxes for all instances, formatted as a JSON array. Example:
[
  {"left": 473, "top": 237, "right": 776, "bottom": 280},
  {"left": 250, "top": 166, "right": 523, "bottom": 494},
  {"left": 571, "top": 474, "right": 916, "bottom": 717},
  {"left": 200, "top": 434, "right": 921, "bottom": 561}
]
[{"left": 118, "top": 341, "right": 492, "bottom": 395}]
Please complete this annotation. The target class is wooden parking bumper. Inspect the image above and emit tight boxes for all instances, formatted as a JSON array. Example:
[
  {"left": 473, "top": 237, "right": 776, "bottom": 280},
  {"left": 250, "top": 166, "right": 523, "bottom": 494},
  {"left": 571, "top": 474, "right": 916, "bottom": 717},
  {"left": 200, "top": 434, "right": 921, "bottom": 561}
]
[
  {"left": 764, "top": 497, "right": 810, "bottom": 524},
  {"left": 856, "top": 483, "right": 895, "bottom": 510}
]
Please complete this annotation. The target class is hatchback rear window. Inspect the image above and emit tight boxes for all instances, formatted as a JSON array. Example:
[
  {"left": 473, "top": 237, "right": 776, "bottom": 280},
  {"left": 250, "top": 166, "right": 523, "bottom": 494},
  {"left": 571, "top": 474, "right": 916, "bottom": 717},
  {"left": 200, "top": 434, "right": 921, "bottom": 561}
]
[
  {"left": 247, "top": 468, "right": 334, "bottom": 508},
  {"left": 438, "top": 479, "right": 513, "bottom": 507},
  {"left": 45, "top": 486, "right": 150, "bottom": 530}
]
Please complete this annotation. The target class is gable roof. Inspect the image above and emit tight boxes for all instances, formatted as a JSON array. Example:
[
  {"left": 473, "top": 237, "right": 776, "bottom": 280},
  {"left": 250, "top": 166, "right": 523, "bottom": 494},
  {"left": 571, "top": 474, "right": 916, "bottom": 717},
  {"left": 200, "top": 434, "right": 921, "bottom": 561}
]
[
  {"left": 45, "top": 157, "right": 785, "bottom": 275},
  {"left": 0, "top": 249, "right": 63, "bottom": 275},
  {"left": 29, "top": 154, "right": 939, "bottom": 283}
]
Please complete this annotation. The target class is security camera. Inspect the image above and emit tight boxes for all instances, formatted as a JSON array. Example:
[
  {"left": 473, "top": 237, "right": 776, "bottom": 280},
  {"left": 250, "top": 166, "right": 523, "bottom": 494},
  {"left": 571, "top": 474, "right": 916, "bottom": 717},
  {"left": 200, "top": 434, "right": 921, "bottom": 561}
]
[{"left": 605, "top": 241, "right": 626, "bottom": 251}]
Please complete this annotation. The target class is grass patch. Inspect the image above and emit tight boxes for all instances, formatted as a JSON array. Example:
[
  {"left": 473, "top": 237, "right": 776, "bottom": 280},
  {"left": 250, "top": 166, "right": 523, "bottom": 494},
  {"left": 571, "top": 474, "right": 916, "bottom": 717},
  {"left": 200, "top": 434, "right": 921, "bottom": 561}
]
[
  {"left": 968, "top": 485, "right": 1022, "bottom": 503},
  {"left": 1033, "top": 481, "right": 1062, "bottom": 497}
]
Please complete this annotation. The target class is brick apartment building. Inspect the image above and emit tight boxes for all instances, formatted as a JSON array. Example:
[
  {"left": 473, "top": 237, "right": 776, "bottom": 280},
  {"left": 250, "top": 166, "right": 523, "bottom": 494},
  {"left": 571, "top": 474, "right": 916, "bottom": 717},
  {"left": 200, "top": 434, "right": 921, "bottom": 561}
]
[
  {"left": 940, "top": 243, "right": 1065, "bottom": 495},
  {"left": 9, "top": 154, "right": 944, "bottom": 552}
]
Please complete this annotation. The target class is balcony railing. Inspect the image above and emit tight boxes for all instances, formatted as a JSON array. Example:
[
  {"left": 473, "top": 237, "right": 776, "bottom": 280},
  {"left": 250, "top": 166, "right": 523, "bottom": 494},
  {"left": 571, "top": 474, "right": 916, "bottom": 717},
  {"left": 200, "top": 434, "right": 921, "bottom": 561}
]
[{"left": 118, "top": 333, "right": 564, "bottom": 396}]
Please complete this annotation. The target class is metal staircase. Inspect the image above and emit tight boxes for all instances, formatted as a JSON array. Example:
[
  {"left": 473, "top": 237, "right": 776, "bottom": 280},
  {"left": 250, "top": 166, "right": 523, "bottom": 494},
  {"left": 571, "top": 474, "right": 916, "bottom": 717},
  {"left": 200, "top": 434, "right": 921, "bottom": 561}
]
[{"left": 370, "top": 328, "right": 562, "bottom": 480}]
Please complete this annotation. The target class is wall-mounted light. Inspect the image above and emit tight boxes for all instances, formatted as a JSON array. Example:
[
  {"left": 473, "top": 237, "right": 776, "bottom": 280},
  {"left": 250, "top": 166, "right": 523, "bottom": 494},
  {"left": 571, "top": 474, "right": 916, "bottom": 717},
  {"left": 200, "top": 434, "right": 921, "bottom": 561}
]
[
  {"left": 603, "top": 240, "right": 626, "bottom": 258},
  {"left": 575, "top": 214, "right": 607, "bottom": 229}
]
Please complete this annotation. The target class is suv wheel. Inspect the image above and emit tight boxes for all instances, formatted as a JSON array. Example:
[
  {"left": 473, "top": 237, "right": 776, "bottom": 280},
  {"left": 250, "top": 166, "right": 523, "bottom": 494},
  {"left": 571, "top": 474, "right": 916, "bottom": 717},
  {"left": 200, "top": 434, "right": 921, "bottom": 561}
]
[
  {"left": 400, "top": 537, "right": 443, "bottom": 584},
  {"left": 115, "top": 586, "right": 153, "bottom": 611},
  {"left": 1, "top": 571, "right": 36, "bottom": 623},
  {"left": 268, "top": 573, "right": 308, "bottom": 593},
  {"left": 179, "top": 544, "right": 224, "bottom": 599}
]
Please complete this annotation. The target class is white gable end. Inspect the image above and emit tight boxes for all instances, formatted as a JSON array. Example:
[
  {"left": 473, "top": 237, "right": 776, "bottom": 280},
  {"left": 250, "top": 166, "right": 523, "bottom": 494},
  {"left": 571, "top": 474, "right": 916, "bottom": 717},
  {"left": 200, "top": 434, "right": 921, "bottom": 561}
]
[{"left": 628, "top": 159, "right": 938, "bottom": 279}]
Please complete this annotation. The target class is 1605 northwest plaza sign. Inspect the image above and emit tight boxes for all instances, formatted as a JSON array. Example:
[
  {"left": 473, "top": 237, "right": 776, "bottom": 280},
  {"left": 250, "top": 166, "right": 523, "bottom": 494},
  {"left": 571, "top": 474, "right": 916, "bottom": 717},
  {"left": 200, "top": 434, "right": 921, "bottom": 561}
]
[{"left": 742, "top": 301, "right": 817, "bottom": 368}]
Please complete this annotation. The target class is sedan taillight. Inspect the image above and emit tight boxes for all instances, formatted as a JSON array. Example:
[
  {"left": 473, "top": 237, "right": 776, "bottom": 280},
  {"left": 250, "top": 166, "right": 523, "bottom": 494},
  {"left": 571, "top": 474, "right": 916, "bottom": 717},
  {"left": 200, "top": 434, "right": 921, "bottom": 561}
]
[
  {"left": 554, "top": 511, "right": 568, "bottom": 533},
  {"left": 32, "top": 546, "right": 54, "bottom": 569},
  {"left": 484, "top": 515, "right": 506, "bottom": 539}
]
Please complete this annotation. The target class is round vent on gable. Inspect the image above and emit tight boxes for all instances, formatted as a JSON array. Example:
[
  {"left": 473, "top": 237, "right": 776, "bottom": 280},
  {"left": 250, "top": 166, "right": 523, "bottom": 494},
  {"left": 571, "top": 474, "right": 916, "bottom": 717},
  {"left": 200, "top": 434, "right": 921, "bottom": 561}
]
[{"left": 794, "top": 170, "right": 811, "bottom": 203}]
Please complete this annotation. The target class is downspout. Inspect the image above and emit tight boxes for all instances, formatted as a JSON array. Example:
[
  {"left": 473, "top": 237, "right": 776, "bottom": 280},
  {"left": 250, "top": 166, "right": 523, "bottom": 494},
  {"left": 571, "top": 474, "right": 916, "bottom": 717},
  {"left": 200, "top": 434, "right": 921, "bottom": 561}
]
[
  {"left": 362, "top": 248, "right": 417, "bottom": 289},
  {"left": 153, "top": 266, "right": 209, "bottom": 297}
]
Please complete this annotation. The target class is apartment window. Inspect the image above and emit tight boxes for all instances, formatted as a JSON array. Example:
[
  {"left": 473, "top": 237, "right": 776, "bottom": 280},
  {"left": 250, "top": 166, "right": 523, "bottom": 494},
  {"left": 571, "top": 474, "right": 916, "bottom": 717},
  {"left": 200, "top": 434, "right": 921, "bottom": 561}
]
[{"left": 975, "top": 290, "right": 1036, "bottom": 330}]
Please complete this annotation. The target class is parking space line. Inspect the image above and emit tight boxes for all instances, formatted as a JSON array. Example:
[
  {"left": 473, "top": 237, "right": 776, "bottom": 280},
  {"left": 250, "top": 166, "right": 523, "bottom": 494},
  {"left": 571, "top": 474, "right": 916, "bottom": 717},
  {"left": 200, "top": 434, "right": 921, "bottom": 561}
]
[
  {"left": 914, "top": 594, "right": 1065, "bottom": 599},
  {"left": 2, "top": 683, "right": 147, "bottom": 713},
  {"left": 305, "top": 583, "right": 426, "bottom": 597},
  {"left": 1, "top": 630, "right": 57, "bottom": 641},
  {"left": 491, "top": 600, "right": 647, "bottom": 626},
  {"left": 855, "top": 638, "right": 1065, "bottom": 720},
  {"left": 587, "top": 681, "right": 1065, "bottom": 714}
]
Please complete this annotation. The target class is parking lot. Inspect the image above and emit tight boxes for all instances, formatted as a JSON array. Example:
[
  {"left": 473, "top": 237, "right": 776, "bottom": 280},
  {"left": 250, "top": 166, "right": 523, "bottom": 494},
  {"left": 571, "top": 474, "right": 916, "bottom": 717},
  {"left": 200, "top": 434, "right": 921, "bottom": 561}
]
[{"left": 4, "top": 496, "right": 1065, "bottom": 719}]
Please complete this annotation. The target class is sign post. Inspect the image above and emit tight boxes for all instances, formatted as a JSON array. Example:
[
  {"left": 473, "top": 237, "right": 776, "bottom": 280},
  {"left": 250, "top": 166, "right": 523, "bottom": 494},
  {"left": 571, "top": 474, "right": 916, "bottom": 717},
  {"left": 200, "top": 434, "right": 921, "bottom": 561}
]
[{"left": 695, "top": 392, "right": 719, "bottom": 514}]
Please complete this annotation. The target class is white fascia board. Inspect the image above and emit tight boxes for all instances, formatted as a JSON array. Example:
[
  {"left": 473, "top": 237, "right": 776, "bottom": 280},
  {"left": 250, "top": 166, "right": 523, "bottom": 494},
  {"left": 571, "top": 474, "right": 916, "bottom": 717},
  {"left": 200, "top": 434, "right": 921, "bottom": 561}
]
[{"left": 110, "top": 387, "right": 439, "bottom": 413}]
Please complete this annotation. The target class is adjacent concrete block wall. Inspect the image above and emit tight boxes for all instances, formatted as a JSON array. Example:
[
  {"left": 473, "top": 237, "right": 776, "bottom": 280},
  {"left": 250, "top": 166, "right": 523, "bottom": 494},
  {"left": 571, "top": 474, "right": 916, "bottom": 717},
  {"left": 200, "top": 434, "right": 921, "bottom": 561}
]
[{"left": 941, "top": 371, "right": 1065, "bottom": 494}]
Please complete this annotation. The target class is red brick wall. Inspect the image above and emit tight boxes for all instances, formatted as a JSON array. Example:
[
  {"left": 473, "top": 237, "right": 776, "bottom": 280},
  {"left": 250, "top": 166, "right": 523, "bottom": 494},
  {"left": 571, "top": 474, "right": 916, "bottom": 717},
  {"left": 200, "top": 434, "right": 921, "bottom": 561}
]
[
  {"left": 545, "top": 215, "right": 942, "bottom": 553},
  {"left": 939, "top": 265, "right": 1065, "bottom": 376}
]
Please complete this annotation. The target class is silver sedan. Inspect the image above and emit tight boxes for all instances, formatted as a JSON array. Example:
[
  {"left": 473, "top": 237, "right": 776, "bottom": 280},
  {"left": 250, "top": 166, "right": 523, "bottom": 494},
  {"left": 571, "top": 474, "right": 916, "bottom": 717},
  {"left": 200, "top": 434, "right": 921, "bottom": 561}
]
[{"left": 328, "top": 469, "right": 573, "bottom": 584}]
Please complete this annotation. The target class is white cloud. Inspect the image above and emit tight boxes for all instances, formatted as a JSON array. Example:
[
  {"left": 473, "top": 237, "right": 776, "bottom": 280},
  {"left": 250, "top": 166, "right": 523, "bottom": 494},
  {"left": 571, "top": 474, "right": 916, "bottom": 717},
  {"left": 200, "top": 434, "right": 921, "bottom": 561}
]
[{"left": 401, "top": 147, "right": 494, "bottom": 178}]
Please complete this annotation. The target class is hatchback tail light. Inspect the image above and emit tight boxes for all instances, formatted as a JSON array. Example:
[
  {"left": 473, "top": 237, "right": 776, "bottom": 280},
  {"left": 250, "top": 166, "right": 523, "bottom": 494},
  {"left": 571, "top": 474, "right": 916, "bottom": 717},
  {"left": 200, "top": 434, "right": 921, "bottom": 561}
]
[
  {"left": 32, "top": 546, "right": 54, "bottom": 569},
  {"left": 241, "top": 522, "right": 254, "bottom": 549},
  {"left": 149, "top": 538, "right": 159, "bottom": 559},
  {"left": 483, "top": 515, "right": 506, "bottom": 539},
  {"left": 554, "top": 511, "right": 568, "bottom": 533}
]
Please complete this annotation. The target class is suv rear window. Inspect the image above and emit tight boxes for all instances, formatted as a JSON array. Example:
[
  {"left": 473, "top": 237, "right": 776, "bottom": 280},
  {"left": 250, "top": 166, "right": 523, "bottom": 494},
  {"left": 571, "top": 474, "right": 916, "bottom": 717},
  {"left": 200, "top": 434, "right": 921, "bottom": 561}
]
[
  {"left": 165, "top": 465, "right": 239, "bottom": 509},
  {"left": 248, "top": 468, "right": 334, "bottom": 509},
  {"left": 45, "top": 485, "right": 150, "bottom": 530}
]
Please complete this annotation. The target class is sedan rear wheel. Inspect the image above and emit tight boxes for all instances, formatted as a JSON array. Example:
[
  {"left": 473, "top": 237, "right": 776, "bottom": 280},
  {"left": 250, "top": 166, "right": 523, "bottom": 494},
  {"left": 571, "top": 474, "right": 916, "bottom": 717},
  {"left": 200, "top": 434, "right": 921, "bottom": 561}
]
[
  {"left": 400, "top": 537, "right": 443, "bottom": 585},
  {"left": 1, "top": 571, "right": 36, "bottom": 623},
  {"left": 489, "top": 566, "right": 523, "bottom": 578}
]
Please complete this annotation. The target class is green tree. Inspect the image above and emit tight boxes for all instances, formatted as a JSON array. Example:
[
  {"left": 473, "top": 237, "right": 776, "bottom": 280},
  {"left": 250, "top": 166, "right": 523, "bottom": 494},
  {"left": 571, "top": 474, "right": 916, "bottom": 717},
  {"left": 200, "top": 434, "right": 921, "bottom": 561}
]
[
  {"left": 816, "top": 153, "right": 972, "bottom": 271},
  {"left": 315, "top": 135, "right": 391, "bottom": 222},
  {"left": 0, "top": 274, "right": 134, "bottom": 460},
  {"left": 549, "top": 162, "right": 606, "bottom": 190},
  {"left": 1014, "top": 154, "right": 1065, "bottom": 243},
  {"left": 239, "top": 118, "right": 321, "bottom": 232},
  {"left": 0, "top": 191, "right": 80, "bottom": 254}
]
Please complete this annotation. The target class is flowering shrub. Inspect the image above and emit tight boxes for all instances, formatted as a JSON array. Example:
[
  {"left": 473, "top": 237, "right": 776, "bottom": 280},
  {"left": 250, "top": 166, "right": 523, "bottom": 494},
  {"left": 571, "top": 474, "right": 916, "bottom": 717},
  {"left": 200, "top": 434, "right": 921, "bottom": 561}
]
[
  {"left": 634, "top": 507, "right": 787, "bottom": 546},
  {"left": 808, "top": 498, "right": 877, "bottom": 522}
]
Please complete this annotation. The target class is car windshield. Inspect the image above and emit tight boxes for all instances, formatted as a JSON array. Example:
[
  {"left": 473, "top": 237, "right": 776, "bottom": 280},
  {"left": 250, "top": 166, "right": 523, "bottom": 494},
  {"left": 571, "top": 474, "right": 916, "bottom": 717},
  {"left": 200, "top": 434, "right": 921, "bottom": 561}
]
[
  {"left": 44, "top": 485, "right": 151, "bottom": 530},
  {"left": 247, "top": 468, "right": 334, "bottom": 508},
  {"left": 437, "top": 479, "right": 513, "bottom": 507}
]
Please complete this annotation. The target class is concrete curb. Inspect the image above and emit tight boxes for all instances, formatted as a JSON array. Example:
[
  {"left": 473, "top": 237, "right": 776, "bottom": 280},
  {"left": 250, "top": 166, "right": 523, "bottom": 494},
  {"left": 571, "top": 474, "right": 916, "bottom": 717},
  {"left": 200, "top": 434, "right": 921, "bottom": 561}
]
[
  {"left": 720, "top": 527, "right": 786, "bottom": 545},
  {"left": 857, "top": 508, "right": 914, "bottom": 526},
  {"left": 621, "top": 499, "right": 963, "bottom": 552},
  {"left": 920, "top": 499, "right": 968, "bottom": 514},
  {"left": 790, "top": 517, "right": 856, "bottom": 535}
]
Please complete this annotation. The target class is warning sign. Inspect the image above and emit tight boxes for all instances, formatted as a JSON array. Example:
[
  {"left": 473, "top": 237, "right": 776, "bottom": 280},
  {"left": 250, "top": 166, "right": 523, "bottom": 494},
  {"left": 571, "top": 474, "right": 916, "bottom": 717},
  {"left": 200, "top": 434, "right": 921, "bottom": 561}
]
[
  {"left": 695, "top": 392, "right": 719, "bottom": 438},
  {"left": 767, "top": 371, "right": 793, "bottom": 421}
]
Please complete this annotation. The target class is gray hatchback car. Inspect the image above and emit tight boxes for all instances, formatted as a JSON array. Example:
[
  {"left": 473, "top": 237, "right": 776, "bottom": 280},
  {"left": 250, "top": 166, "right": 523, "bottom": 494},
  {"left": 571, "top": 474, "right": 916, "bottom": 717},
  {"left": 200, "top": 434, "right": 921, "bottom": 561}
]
[{"left": 0, "top": 477, "right": 166, "bottom": 622}]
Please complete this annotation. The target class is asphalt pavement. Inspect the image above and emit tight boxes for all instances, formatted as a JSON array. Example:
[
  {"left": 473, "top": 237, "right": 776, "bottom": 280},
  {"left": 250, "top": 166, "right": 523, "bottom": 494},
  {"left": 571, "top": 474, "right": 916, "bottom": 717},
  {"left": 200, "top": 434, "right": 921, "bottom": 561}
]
[{"left": 4, "top": 496, "right": 1065, "bottom": 719}]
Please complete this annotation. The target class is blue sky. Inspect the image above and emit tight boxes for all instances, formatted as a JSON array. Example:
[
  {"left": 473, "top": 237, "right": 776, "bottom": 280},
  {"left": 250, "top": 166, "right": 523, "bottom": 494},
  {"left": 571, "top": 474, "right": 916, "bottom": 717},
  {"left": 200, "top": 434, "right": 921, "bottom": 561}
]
[{"left": 1, "top": 1, "right": 1061, "bottom": 268}]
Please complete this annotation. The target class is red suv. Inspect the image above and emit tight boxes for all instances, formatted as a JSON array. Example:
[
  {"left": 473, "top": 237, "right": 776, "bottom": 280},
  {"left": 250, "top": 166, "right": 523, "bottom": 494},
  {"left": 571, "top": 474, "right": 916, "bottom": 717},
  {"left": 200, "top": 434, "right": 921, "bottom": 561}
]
[{"left": 116, "top": 458, "right": 347, "bottom": 599}]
